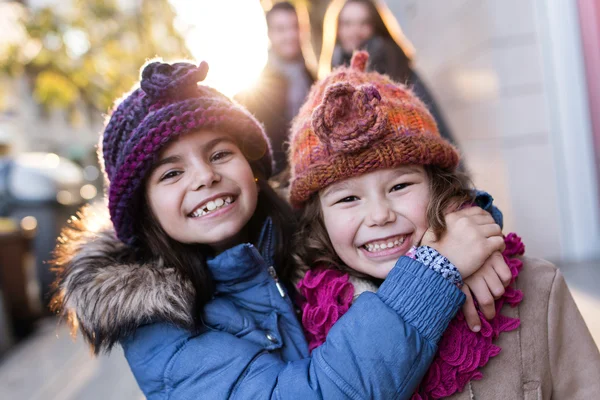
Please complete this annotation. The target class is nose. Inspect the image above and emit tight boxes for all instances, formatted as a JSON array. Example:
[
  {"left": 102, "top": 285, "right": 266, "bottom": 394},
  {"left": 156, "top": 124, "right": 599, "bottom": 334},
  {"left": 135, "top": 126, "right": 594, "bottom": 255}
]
[
  {"left": 366, "top": 198, "right": 396, "bottom": 227},
  {"left": 189, "top": 161, "right": 220, "bottom": 191}
]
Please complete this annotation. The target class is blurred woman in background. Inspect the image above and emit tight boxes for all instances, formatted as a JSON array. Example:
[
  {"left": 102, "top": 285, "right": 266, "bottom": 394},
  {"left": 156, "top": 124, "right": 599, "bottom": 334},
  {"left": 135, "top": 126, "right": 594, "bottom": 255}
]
[{"left": 319, "top": 0, "right": 457, "bottom": 146}]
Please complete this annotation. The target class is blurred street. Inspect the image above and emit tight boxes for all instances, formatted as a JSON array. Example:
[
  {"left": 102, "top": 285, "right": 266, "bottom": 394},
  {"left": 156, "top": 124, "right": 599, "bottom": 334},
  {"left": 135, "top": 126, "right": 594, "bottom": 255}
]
[{"left": 0, "top": 259, "right": 599, "bottom": 400}]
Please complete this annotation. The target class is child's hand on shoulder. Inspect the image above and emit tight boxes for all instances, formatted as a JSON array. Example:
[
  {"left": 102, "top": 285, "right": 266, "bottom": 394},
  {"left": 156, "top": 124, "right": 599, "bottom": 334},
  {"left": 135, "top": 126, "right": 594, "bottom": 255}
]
[
  {"left": 421, "top": 207, "right": 505, "bottom": 279},
  {"left": 461, "top": 252, "right": 512, "bottom": 332}
]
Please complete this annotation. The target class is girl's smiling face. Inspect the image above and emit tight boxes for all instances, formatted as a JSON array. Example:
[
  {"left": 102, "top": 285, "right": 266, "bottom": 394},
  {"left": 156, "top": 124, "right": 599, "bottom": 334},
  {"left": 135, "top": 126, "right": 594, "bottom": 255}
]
[
  {"left": 319, "top": 166, "right": 430, "bottom": 279},
  {"left": 145, "top": 129, "right": 258, "bottom": 252}
]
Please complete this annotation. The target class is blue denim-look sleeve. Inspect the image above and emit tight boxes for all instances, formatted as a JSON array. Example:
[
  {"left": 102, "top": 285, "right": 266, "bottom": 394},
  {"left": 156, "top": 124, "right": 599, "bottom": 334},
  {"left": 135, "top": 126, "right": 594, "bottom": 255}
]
[{"left": 474, "top": 190, "right": 503, "bottom": 228}]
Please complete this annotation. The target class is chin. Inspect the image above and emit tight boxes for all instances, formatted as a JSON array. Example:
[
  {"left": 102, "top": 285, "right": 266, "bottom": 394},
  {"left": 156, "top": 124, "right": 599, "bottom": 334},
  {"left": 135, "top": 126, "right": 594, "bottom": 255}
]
[{"left": 370, "top": 262, "right": 396, "bottom": 280}]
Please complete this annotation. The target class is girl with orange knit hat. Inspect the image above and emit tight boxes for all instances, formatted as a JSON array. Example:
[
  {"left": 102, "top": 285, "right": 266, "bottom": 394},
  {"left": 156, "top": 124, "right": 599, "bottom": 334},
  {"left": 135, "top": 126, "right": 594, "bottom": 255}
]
[{"left": 290, "top": 51, "right": 600, "bottom": 399}]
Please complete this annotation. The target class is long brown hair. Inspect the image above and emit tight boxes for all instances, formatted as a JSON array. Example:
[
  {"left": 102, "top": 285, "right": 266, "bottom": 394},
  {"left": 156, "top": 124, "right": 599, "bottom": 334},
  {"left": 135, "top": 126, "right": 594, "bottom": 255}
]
[{"left": 293, "top": 165, "right": 473, "bottom": 278}]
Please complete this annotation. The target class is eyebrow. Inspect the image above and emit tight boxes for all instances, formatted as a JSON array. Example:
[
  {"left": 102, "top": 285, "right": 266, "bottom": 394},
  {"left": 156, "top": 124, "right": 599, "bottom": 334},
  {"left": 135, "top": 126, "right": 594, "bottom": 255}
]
[
  {"left": 322, "top": 181, "right": 353, "bottom": 198},
  {"left": 152, "top": 136, "right": 235, "bottom": 171},
  {"left": 321, "top": 166, "right": 423, "bottom": 198},
  {"left": 203, "top": 137, "right": 235, "bottom": 152},
  {"left": 152, "top": 155, "right": 181, "bottom": 172},
  {"left": 392, "top": 166, "right": 422, "bottom": 177}
]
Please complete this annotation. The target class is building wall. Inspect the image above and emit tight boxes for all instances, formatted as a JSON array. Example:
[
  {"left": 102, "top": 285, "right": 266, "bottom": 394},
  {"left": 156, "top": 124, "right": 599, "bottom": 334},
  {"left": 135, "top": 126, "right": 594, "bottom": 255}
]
[
  {"left": 389, "top": 0, "right": 600, "bottom": 262},
  {"left": 2, "top": 77, "right": 100, "bottom": 161}
]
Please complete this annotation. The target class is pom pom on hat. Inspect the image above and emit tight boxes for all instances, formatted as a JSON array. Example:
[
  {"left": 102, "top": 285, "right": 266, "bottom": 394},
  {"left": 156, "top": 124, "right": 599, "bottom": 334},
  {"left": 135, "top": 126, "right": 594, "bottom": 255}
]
[
  {"left": 350, "top": 51, "right": 369, "bottom": 72},
  {"left": 140, "top": 61, "right": 209, "bottom": 100}
]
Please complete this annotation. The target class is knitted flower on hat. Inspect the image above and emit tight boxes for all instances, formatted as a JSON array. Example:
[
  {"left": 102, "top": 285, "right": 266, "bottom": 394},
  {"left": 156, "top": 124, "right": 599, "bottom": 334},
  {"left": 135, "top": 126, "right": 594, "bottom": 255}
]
[
  {"left": 312, "top": 82, "right": 389, "bottom": 153},
  {"left": 288, "top": 51, "right": 460, "bottom": 207},
  {"left": 101, "top": 59, "right": 272, "bottom": 245}
]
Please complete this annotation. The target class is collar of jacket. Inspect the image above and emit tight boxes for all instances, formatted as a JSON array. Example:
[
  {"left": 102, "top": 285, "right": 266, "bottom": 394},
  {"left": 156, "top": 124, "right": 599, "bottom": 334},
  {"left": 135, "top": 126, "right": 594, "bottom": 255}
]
[
  {"left": 208, "top": 217, "right": 275, "bottom": 294},
  {"left": 51, "top": 203, "right": 277, "bottom": 353}
]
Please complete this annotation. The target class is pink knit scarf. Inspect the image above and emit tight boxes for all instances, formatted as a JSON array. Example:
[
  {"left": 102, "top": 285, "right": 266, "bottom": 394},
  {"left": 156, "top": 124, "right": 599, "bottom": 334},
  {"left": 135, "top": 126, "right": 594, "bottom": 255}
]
[{"left": 297, "top": 233, "right": 525, "bottom": 399}]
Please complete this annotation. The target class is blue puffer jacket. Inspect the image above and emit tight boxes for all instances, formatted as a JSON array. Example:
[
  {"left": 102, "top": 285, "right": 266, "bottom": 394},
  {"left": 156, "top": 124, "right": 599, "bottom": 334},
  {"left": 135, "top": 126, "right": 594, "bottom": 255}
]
[{"left": 52, "top": 208, "right": 466, "bottom": 400}]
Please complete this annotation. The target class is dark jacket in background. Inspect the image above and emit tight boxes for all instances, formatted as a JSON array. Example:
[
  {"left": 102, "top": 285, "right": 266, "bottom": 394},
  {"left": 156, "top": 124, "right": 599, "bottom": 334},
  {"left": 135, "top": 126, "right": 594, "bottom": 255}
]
[{"left": 236, "top": 62, "right": 314, "bottom": 180}]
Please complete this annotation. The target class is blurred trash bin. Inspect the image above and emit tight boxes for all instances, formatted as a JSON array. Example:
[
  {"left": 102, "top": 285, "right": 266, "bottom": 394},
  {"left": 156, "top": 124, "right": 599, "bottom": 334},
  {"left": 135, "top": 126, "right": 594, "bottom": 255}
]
[{"left": 0, "top": 217, "right": 40, "bottom": 341}]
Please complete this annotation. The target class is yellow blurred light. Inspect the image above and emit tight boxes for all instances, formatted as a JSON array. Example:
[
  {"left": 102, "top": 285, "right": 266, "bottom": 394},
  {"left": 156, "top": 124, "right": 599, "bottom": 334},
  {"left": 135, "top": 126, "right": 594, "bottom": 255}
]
[
  {"left": 20, "top": 216, "right": 38, "bottom": 231},
  {"left": 452, "top": 69, "right": 500, "bottom": 102},
  {"left": 44, "top": 153, "right": 60, "bottom": 168},
  {"left": 171, "top": 0, "right": 268, "bottom": 97},
  {"left": 80, "top": 184, "right": 98, "bottom": 200},
  {"left": 0, "top": 217, "right": 17, "bottom": 233},
  {"left": 56, "top": 190, "right": 74, "bottom": 205}
]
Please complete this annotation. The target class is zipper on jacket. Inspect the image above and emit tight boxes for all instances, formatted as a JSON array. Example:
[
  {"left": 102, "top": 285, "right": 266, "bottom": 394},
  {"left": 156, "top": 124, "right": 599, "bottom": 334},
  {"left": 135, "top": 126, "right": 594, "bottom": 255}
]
[{"left": 268, "top": 266, "right": 286, "bottom": 298}]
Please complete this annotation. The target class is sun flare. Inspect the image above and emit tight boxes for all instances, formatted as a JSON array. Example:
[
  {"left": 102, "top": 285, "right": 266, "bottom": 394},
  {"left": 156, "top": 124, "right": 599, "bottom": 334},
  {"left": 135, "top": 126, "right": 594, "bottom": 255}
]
[{"left": 170, "top": 0, "right": 269, "bottom": 98}]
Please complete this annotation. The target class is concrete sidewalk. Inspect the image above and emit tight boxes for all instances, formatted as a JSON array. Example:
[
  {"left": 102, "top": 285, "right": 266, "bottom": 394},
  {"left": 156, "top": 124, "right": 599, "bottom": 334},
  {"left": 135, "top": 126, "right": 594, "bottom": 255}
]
[{"left": 0, "top": 321, "right": 143, "bottom": 400}]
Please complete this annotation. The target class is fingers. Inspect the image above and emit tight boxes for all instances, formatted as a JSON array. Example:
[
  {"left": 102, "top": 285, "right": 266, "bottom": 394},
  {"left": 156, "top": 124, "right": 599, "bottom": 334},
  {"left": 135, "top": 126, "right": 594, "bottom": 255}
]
[
  {"left": 453, "top": 206, "right": 488, "bottom": 218},
  {"left": 479, "top": 223, "right": 502, "bottom": 238},
  {"left": 469, "top": 214, "right": 497, "bottom": 226},
  {"left": 486, "top": 235, "right": 506, "bottom": 254},
  {"left": 465, "top": 275, "right": 496, "bottom": 320},
  {"left": 461, "top": 286, "right": 481, "bottom": 332},
  {"left": 483, "top": 264, "right": 505, "bottom": 299},
  {"left": 491, "top": 252, "right": 512, "bottom": 286}
]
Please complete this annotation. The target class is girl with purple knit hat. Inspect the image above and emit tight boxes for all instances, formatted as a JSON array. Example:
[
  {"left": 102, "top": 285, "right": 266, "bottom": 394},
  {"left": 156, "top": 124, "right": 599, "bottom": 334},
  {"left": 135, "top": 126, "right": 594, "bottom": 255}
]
[
  {"left": 50, "top": 58, "right": 508, "bottom": 399},
  {"left": 290, "top": 51, "right": 600, "bottom": 399}
]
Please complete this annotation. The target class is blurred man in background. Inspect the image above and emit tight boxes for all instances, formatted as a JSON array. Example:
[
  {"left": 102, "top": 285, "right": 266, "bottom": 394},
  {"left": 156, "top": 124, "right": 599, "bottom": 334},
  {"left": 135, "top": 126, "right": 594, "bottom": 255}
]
[{"left": 237, "top": 2, "right": 314, "bottom": 187}]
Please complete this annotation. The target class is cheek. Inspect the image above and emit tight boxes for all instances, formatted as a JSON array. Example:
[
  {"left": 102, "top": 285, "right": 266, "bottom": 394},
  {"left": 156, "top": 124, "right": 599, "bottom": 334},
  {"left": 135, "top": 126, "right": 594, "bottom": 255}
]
[
  {"left": 236, "top": 162, "right": 259, "bottom": 208},
  {"left": 338, "top": 26, "right": 351, "bottom": 42},
  {"left": 411, "top": 189, "right": 431, "bottom": 232},
  {"left": 362, "top": 26, "right": 374, "bottom": 39},
  {"left": 147, "top": 186, "right": 180, "bottom": 230},
  {"left": 323, "top": 210, "right": 358, "bottom": 252}
]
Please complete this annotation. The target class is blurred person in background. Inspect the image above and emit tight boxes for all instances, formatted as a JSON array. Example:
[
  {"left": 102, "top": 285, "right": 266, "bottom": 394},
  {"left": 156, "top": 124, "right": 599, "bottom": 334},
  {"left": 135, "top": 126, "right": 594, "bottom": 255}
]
[
  {"left": 236, "top": 2, "right": 314, "bottom": 188},
  {"left": 320, "top": 0, "right": 457, "bottom": 147}
]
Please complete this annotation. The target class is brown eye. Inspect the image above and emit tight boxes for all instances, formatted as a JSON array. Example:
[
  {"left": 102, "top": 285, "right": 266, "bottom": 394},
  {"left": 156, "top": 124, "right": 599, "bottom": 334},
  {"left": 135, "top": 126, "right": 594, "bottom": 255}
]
[
  {"left": 336, "top": 196, "right": 359, "bottom": 204},
  {"left": 391, "top": 183, "right": 411, "bottom": 192},
  {"left": 210, "top": 150, "right": 232, "bottom": 163},
  {"left": 160, "top": 170, "right": 181, "bottom": 181}
]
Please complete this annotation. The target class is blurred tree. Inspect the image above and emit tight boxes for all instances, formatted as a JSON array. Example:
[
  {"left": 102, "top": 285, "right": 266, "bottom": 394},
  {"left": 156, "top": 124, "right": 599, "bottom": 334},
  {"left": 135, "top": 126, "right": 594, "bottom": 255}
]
[{"left": 0, "top": 0, "right": 191, "bottom": 121}]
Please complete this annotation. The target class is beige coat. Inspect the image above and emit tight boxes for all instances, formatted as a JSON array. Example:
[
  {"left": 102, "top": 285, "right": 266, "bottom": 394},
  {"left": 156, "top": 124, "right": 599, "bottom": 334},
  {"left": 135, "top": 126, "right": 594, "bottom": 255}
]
[{"left": 446, "top": 257, "right": 600, "bottom": 400}]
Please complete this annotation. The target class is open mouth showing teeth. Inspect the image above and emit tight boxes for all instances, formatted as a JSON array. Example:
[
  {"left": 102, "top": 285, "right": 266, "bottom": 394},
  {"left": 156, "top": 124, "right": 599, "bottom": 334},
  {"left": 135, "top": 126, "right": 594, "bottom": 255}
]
[
  {"left": 362, "top": 235, "right": 409, "bottom": 252},
  {"left": 189, "top": 196, "right": 235, "bottom": 217}
]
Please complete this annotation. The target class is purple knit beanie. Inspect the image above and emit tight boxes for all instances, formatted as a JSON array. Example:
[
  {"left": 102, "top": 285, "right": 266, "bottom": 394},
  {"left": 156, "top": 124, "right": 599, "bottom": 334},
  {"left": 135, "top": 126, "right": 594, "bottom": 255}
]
[{"left": 101, "top": 60, "right": 272, "bottom": 245}]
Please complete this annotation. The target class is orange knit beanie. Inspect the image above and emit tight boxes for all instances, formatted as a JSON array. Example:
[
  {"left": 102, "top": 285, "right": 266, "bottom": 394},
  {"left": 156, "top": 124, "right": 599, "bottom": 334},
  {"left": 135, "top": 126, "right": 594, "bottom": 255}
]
[{"left": 288, "top": 51, "right": 460, "bottom": 207}]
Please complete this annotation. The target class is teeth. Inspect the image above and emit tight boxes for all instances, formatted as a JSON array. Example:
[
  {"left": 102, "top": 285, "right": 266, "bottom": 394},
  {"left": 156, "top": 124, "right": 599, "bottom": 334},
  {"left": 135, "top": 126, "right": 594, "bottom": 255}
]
[
  {"left": 363, "top": 236, "right": 407, "bottom": 253},
  {"left": 190, "top": 196, "right": 233, "bottom": 217}
]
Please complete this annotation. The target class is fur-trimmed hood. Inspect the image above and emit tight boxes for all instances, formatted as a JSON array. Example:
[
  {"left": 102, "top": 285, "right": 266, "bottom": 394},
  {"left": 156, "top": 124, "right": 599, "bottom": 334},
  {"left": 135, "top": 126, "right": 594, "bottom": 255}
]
[{"left": 51, "top": 203, "right": 195, "bottom": 353}]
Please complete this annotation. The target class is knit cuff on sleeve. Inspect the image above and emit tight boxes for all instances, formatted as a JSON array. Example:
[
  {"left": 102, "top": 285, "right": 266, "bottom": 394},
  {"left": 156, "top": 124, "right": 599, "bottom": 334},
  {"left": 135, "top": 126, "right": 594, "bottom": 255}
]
[{"left": 377, "top": 256, "right": 465, "bottom": 343}]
